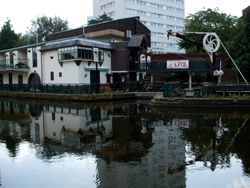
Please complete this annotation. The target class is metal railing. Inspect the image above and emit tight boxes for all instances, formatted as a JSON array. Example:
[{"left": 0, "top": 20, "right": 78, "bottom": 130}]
[
  {"left": 0, "top": 59, "right": 29, "bottom": 69},
  {"left": 0, "top": 82, "right": 165, "bottom": 94}
]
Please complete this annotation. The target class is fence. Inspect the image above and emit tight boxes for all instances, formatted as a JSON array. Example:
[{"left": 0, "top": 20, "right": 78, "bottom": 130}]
[{"left": 0, "top": 82, "right": 165, "bottom": 94}]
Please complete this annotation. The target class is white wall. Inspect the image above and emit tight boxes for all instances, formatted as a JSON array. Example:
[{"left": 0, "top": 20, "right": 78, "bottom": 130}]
[
  {"left": 29, "top": 46, "right": 42, "bottom": 83},
  {"left": 43, "top": 49, "right": 112, "bottom": 84},
  {"left": 42, "top": 50, "right": 82, "bottom": 84}
]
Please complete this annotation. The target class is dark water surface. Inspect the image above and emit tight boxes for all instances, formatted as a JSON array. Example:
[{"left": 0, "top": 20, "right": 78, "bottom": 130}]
[{"left": 0, "top": 99, "right": 250, "bottom": 188}]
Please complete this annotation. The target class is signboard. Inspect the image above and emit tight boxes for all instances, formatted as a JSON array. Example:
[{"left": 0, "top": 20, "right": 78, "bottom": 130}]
[
  {"left": 93, "top": 48, "right": 99, "bottom": 62},
  {"left": 167, "top": 60, "right": 189, "bottom": 69},
  {"left": 172, "top": 119, "right": 189, "bottom": 128}
]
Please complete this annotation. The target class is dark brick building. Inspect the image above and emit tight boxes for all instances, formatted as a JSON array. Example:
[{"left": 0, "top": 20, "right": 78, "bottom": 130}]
[
  {"left": 49, "top": 16, "right": 151, "bottom": 83},
  {"left": 49, "top": 16, "right": 150, "bottom": 46}
]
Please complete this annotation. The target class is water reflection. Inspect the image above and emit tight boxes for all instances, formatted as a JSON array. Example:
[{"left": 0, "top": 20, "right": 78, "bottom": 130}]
[{"left": 0, "top": 99, "right": 250, "bottom": 187}]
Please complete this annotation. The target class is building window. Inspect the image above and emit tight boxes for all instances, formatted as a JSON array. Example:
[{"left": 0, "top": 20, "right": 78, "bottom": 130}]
[
  {"left": 59, "top": 72, "right": 62, "bottom": 77},
  {"left": 107, "top": 1, "right": 115, "bottom": 8},
  {"left": 52, "top": 112, "right": 55, "bottom": 121},
  {"left": 33, "top": 47, "right": 37, "bottom": 67},
  {"left": 107, "top": 11, "right": 115, "bottom": 17},
  {"left": 58, "top": 46, "right": 93, "bottom": 60},
  {"left": 101, "top": 4, "right": 106, "bottom": 10},
  {"left": 99, "top": 49, "right": 104, "bottom": 61},
  {"left": 126, "top": 30, "right": 132, "bottom": 38},
  {"left": 78, "top": 47, "right": 93, "bottom": 59},
  {"left": 50, "top": 71, "right": 54, "bottom": 81}
]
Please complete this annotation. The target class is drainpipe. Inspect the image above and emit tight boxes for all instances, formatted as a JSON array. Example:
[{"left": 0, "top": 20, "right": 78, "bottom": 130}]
[
  {"left": 189, "top": 71, "right": 192, "bottom": 90},
  {"left": 40, "top": 50, "right": 43, "bottom": 84}
]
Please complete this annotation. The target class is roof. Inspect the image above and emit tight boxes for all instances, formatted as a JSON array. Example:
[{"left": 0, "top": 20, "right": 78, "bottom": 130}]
[
  {"left": 40, "top": 37, "right": 115, "bottom": 51},
  {"left": 49, "top": 16, "right": 141, "bottom": 38},
  {"left": 0, "top": 43, "right": 42, "bottom": 53},
  {"left": 127, "top": 35, "right": 145, "bottom": 47}
]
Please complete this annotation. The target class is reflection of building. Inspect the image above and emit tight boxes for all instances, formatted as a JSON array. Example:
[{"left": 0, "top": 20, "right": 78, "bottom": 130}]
[
  {"left": 96, "top": 117, "right": 186, "bottom": 187},
  {"left": 0, "top": 101, "right": 45, "bottom": 143},
  {"left": 0, "top": 101, "right": 113, "bottom": 150},
  {"left": 42, "top": 105, "right": 113, "bottom": 149},
  {"left": 0, "top": 101, "right": 186, "bottom": 187}
]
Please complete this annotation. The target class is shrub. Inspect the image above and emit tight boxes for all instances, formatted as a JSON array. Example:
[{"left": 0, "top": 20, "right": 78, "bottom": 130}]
[{"left": 100, "top": 86, "right": 112, "bottom": 93}]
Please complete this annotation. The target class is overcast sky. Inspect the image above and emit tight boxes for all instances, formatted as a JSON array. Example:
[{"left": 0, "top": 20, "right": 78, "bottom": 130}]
[{"left": 0, "top": 0, "right": 249, "bottom": 34}]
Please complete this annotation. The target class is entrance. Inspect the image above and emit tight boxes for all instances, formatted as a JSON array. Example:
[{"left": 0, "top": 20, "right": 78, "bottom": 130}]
[
  {"left": 8, "top": 73, "right": 12, "bottom": 84},
  {"left": 90, "top": 71, "right": 100, "bottom": 84},
  {"left": 28, "top": 73, "right": 41, "bottom": 84},
  {"left": 0, "top": 74, "right": 3, "bottom": 84},
  {"left": 18, "top": 75, "right": 23, "bottom": 84}
]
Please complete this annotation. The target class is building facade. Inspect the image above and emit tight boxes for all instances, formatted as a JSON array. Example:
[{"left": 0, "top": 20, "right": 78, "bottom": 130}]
[
  {"left": 93, "top": 0, "right": 185, "bottom": 54},
  {"left": 0, "top": 17, "right": 151, "bottom": 86},
  {"left": 0, "top": 38, "right": 113, "bottom": 86}
]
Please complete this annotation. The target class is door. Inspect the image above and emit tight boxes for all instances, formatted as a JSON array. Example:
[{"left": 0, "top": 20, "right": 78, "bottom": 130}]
[
  {"left": 8, "top": 73, "right": 12, "bottom": 84},
  {"left": 0, "top": 74, "right": 3, "bottom": 84},
  {"left": 90, "top": 71, "right": 100, "bottom": 93},
  {"left": 18, "top": 75, "right": 23, "bottom": 84},
  {"left": 90, "top": 71, "right": 100, "bottom": 84}
]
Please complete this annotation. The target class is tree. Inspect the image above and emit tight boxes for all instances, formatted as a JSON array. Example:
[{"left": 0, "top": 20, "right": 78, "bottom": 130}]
[
  {"left": 230, "top": 8, "right": 250, "bottom": 81},
  {"left": 27, "top": 15, "right": 69, "bottom": 44},
  {"left": 88, "top": 15, "right": 113, "bottom": 25},
  {"left": 178, "top": 8, "right": 238, "bottom": 53},
  {"left": 0, "top": 19, "right": 19, "bottom": 50}
]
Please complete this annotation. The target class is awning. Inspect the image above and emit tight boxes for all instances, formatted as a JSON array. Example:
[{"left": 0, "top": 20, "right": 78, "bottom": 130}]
[{"left": 85, "top": 66, "right": 109, "bottom": 71}]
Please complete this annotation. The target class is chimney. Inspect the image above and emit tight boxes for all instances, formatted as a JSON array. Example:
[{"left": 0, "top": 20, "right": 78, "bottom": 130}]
[{"left": 102, "top": 12, "right": 108, "bottom": 22}]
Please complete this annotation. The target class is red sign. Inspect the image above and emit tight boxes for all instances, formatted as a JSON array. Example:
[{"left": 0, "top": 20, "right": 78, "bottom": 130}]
[
  {"left": 167, "top": 60, "right": 189, "bottom": 69},
  {"left": 172, "top": 119, "right": 189, "bottom": 128}
]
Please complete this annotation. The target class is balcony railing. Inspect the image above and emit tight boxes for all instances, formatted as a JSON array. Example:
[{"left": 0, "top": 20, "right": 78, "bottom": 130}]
[{"left": 0, "top": 59, "right": 29, "bottom": 69}]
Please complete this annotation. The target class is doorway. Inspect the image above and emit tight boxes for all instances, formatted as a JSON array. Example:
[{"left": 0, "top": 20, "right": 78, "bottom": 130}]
[{"left": 90, "top": 71, "right": 100, "bottom": 84}]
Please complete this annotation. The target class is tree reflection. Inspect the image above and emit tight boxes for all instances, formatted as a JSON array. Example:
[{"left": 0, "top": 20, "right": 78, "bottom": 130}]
[
  {"left": 180, "top": 113, "right": 250, "bottom": 174},
  {"left": 1, "top": 99, "right": 250, "bottom": 178}
]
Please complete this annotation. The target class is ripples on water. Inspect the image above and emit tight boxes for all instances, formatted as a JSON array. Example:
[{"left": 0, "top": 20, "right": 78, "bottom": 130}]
[{"left": 0, "top": 99, "right": 250, "bottom": 188}]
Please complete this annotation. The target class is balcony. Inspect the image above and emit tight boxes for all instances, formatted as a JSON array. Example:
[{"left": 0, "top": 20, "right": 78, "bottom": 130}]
[{"left": 0, "top": 59, "right": 29, "bottom": 71}]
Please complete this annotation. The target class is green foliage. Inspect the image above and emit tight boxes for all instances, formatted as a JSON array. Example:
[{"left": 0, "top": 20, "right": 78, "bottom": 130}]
[
  {"left": 88, "top": 15, "right": 113, "bottom": 25},
  {"left": 27, "top": 15, "right": 69, "bottom": 44},
  {"left": 0, "top": 19, "right": 19, "bottom": 50},
  {"left": 179, "top": 8, "right": 238, "bottom": 53},
  {"left": 230, "top": 9, "right": 250, "bottom": 81},
  {"left": 0, "top": 15, "right": 69, "bottom": 48}
]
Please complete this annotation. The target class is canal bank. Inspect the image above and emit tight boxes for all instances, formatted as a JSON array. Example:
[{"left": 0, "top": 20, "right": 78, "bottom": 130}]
[
  {"left": 1, "top": 91, "right": 250, "bottom": 108},
  {"left": 0, "top": 91, "right": 157, "bottom": 102},
  {"left": 150, "top": 97, "right": 250, "bottom": 108}
]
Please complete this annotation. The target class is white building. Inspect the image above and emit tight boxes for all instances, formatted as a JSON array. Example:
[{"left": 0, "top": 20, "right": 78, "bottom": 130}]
[
  {"left": 93, "top": 0, "right": 185, "bottom": 54},
  {"left": 0, "top": 37, "right": 113, "bottom": 86},
  {"left": 0, "top": 16, "right": 151, "bottom": 86}
]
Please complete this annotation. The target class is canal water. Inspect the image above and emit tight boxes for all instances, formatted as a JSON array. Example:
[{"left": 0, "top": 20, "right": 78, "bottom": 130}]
[{"left": 0, "top": 99, "right": 250, "bottom": 188}]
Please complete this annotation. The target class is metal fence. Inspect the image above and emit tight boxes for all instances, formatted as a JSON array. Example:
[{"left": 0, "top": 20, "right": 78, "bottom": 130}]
[
  {"left": 0, "top": 82, "right": 165, "bottom": 94},
  {"left": 0, "top": 59, "right": 29, "bottom": 69}
]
